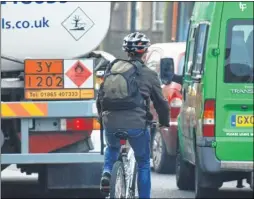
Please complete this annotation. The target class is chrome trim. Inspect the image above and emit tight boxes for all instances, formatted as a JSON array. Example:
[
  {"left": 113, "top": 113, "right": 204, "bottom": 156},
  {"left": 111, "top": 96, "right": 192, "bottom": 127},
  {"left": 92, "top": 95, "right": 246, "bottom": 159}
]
[{"left": 221, "top": 161, "right": 253, "bottom": 172}]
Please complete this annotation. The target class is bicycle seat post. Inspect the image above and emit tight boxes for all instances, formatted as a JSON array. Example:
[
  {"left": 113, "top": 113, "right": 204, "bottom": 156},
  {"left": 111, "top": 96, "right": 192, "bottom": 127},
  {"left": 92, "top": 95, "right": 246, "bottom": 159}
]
[{"left": 114, "top": 130, "right": 129, "bottom": 157}]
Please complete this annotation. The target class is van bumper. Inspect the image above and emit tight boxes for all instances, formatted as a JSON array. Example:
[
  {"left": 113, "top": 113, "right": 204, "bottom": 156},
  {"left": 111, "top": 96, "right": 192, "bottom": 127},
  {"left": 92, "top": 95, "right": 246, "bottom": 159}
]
[{"left": 197, "top": 146, "right": 253, "bottom": 173}]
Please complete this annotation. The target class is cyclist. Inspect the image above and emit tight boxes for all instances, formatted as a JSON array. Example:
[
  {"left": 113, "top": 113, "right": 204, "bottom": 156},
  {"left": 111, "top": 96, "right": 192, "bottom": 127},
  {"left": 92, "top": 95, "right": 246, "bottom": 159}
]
[{"left": 97, "top": 32, "right": 169, "bottom": 198}]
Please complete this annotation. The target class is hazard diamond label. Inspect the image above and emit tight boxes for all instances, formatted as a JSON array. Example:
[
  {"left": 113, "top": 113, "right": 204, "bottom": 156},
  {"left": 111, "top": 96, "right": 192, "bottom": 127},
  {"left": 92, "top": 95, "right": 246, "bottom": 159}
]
[{"left": 65, "top": 60, "right": 92, "bottom": 87}]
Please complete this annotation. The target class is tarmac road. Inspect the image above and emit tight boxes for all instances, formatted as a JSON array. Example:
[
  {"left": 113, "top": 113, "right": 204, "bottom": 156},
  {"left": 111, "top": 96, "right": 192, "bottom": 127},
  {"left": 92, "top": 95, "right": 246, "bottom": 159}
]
[{"left": 1, "top": 164, "right": 253, "bottom": 198}]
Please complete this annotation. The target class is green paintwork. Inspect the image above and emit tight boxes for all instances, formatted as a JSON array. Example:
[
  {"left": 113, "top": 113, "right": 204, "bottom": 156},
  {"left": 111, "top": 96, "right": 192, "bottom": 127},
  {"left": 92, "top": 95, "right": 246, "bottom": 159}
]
[
  {"left": 215, "top": 2, "right": 253, "bottom": 161},
  {"left": 178, "top": 1, "right": 253, "bottom": 164}
]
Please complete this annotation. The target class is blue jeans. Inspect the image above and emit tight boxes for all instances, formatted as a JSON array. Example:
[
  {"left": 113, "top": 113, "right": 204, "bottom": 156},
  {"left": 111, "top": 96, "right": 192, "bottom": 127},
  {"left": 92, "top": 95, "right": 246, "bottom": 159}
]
[{"left": 103, "top": 128, "right": 151, "bottom": 199}]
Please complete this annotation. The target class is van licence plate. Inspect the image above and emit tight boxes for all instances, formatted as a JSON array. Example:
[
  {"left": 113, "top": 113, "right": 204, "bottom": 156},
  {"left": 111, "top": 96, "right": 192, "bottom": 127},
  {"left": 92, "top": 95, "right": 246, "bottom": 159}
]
[{"left": 231, "top": 115, "right": 254, "bottom": 127}]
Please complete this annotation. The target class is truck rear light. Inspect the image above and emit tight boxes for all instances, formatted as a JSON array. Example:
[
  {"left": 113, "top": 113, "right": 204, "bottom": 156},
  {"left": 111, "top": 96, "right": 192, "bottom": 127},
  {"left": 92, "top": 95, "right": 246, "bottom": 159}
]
[
  {"left": 60, "top": 118, "right": 100, "bottom": 131},
  {"left": 93, "top": 119, "right": 101, "bottom": 130},
  {"left": 203, "top": 99, "right": 215, "bottom": 137}
]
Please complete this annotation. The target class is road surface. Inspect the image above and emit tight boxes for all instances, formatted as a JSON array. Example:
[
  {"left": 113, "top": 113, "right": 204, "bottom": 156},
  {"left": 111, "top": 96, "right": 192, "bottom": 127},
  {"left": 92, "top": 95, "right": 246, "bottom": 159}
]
[{"left": 1, "top": 164, "right": 253, "bottom": 198}]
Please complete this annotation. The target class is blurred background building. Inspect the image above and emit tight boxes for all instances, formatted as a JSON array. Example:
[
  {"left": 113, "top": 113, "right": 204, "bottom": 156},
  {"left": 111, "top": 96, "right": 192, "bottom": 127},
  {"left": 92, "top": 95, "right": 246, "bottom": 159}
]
[{"left": 100, "top": 1, "right": 195, "bottom": 58}]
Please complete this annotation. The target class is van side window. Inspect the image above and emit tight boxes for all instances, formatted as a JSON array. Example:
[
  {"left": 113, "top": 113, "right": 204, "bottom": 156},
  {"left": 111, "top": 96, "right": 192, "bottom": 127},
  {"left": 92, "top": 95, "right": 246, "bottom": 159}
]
[
  {"left": 192, "top": 24, "right": 209, "bottom": 75},
  {"left": 185, "top": 26, "right": 197, "bottom": 74},
  {"left": 224, "top": 19, "right": 253, "bottom": 83}
]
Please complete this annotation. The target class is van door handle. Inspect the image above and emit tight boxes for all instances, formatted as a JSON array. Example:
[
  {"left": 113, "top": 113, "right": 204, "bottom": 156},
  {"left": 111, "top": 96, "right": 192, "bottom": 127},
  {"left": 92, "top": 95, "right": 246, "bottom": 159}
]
[{"left": 241, "top": 105, "right": 248, "bottom": 110}]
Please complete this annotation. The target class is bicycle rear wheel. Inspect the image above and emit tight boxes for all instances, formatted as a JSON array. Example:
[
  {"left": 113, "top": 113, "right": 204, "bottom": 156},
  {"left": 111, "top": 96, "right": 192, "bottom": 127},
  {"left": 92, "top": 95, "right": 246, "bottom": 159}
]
[
  {"left": 110, "top": 161, "right": 126, "bottom": 199},
  {"left": 129, "top": 162, "right": 138, "bottom": 198}
]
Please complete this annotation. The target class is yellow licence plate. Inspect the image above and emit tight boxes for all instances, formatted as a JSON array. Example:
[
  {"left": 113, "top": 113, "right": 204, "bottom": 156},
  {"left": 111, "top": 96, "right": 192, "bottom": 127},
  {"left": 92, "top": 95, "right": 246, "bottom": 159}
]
[{"left": 231, "top": 115, "right": 254, "bottom": 127}]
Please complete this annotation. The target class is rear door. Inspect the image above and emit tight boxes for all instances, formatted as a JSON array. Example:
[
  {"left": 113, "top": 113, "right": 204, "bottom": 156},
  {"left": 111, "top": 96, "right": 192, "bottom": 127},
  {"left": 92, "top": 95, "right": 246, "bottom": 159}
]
[{"left": 216, "top": 2, "right": 254, "bottom": 161}]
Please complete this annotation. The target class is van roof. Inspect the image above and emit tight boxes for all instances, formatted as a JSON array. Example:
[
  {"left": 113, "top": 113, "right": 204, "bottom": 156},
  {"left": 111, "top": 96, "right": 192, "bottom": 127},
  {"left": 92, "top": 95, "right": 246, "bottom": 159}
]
[{"left": 192, "top": 2, "right": 254, "bottom": 21}]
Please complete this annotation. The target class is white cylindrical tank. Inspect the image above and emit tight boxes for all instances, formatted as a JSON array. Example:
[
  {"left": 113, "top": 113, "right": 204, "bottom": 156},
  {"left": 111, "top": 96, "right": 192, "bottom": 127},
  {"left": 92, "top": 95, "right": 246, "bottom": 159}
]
[{"left": 1, "top": 1, "right": 111, "bottom": 60}]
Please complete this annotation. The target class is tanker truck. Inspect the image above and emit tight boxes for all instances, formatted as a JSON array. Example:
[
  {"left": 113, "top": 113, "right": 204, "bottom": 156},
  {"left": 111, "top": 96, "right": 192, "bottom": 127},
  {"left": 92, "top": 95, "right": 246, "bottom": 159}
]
[{"left": 1, "top": 1, "right": 112, "bottom": 192}]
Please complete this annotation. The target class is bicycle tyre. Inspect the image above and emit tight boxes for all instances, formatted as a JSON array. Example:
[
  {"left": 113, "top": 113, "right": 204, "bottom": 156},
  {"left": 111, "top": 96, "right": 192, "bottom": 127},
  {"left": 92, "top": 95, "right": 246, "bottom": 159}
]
[
  {"left": 130, "top": 162, "right": 138, "bottom": 198},
  {"left": 110, "top": 161, "right": 126, "bottom": 199}
]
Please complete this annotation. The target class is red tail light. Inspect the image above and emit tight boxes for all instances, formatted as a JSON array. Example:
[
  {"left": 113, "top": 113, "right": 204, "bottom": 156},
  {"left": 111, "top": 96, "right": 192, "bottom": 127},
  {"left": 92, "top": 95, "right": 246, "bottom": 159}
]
[
  {"left": 66, "top": 118, "right": 93, "bottom": 131},
  {"left": 61, "top": 118, "right": 100, "bottom": 133},
  {"left": 203, "top": 99, "right": 215, "bottom": 137}
]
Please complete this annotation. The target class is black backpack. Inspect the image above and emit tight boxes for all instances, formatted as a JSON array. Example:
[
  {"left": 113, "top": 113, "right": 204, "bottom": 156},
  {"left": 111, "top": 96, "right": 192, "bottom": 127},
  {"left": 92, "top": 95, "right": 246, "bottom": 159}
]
[{"left": 99, "top": 59, "right": 145, "bottom": 111}]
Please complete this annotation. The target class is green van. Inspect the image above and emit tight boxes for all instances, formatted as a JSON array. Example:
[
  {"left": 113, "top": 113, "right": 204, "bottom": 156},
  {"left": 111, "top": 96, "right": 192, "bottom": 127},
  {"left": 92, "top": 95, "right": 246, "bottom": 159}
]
[{"left": 175, "top": 2, "right": 253, "bottom": 198}]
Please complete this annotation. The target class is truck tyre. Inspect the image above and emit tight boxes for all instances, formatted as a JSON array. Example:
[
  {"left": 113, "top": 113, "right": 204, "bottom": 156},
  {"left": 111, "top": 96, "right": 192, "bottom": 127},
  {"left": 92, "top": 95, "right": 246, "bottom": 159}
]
[
  {"left": 175, "top": 137, "right": 194, "bottom": 190},
  {"left": 250, "top": 172, "right": 253, "bottom": 190},
  {"left": 38, "top": 166, "right": 48, "bottom": 193},
  {"left": 195, "top": 152, "right": 218, "bottom": 198},
  {"left": 1, "top": 129, "right": 4, "bottom": 148},
  {"left": 152, "top": 129, "right": 175, "bottom": 174}
]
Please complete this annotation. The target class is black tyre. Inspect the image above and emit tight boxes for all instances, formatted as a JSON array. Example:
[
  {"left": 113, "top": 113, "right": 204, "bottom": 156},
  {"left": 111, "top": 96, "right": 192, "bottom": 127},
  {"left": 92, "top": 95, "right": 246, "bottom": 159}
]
[
  {"left": 110, "top": 161, "right": 126, "bottom": 199},
  {"left": 152, "top": 129, "right": 175, "bottom": 174},
  {"left": 195, "top": 152, "right": 218, "bottom": 198},
  {"left": 250, "top": 172, "right": 254, "bottom": 190},
  {"left": 175, "top": 138, "right": 195, "bottom": 190},
  {"left": 129, "top": 162, "right": 138, "bottom": 198}
]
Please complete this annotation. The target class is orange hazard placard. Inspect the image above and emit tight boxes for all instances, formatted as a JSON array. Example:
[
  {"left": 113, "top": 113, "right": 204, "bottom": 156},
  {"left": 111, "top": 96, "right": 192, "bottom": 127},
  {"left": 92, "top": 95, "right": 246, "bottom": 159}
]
[
  {"left": 25, "top": 75, "right": 64, "bottom": 89},
  {"left": 24, "top": 59, "right": 95, "bottom": 100},
  {"left": 25, "top": 59, "right": 63, "bottom": 74}
]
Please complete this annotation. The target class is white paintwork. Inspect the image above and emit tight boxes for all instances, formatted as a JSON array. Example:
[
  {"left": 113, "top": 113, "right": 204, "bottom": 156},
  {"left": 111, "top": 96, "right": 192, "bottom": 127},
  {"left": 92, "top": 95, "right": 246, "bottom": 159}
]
[
  {"left": 1, "top": 1, "right": 111, "bottom": 60},
  {"left": 63, "top": 59, "right": 94, "bottom": 88}
]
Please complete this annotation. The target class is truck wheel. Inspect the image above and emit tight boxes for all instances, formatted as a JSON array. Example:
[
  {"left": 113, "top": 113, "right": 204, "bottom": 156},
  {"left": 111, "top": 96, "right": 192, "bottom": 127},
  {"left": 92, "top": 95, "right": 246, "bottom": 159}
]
[
  {"left": 175, "top": 138, "right": 194, "bottom": 190},
  {"left": 195, "top": 153, "right": 218, "bottom": 198},
  {"left": 152, "top": 130, "right": 175, "bottom": 174},
  {"left": 1, "top": 129, "right": 4, "bottom": 148},
  {"left": 38, "top": 166, "right": 48, "bottom": 193},
  {"left": 250, "top": 172, "right": 253, "bottom": 190}
]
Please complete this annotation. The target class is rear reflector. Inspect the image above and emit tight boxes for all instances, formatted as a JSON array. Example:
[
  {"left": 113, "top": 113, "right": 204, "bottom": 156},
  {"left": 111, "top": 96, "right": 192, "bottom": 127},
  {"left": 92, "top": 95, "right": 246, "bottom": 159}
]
[
  {"left": 120, "top": 139, "right": 126, "bottom": 145},
  {"left": 203, "top": 99, "right": 215, "bottom": 137},
  {"left": 60, "top": 118, "right": 100, "bottom": 131}
]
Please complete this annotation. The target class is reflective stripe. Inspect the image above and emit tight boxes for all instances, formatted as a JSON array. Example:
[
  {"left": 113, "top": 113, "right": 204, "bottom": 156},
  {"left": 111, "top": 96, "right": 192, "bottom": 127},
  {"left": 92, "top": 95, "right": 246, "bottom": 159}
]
[{"left": 1, "top": 102, "right": 48, "bottom": 118}]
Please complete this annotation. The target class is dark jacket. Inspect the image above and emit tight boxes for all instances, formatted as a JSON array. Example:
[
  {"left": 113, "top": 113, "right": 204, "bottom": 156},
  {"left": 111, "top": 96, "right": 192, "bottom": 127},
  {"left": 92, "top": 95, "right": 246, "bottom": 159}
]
[{"left": 96, "top": 58, "right": 169, "bottom": 130}]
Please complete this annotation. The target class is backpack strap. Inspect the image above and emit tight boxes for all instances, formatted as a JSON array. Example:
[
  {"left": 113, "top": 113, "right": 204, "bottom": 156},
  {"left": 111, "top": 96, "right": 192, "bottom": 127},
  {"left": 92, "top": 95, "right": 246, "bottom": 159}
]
[
  {"left": 129, "top": 60, "right": 144, "bottom": 76},
  {"left": 104, "top": 58, "right": 127, "bottom": 76}
]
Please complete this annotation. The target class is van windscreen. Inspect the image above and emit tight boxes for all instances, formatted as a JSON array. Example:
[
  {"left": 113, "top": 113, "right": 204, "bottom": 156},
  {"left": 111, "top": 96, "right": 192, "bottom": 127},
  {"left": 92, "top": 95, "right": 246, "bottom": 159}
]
[{"left": 224, "top": 19, "right": 253, "bottom": 84}]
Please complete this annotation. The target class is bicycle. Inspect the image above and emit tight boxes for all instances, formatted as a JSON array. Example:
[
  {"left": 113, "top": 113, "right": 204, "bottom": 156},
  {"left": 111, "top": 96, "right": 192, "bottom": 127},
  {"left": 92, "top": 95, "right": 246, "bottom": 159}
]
[{"left": 107, "top": 131, "right": 138, "bottom": 199}]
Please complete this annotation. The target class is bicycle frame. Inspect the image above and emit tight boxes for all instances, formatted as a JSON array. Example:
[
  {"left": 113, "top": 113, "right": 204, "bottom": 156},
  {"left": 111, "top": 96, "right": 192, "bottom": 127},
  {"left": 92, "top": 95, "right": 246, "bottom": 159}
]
[{"left": 119, "top": 139, "right": 137, "bottom": 199}]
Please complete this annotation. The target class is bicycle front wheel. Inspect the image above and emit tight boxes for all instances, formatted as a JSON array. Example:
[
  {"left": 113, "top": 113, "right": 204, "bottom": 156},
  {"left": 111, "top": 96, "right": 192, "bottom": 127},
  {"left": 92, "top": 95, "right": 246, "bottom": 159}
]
[{"left": 110, "top": 161, "right": 126, "bottom": 199}]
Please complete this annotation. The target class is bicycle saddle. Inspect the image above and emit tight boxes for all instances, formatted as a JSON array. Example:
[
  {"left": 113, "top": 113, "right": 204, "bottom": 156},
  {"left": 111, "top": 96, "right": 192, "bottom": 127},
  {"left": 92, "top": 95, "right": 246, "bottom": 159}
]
[{"left": 114, "top": 131, "right": 128, "bottom": 140}]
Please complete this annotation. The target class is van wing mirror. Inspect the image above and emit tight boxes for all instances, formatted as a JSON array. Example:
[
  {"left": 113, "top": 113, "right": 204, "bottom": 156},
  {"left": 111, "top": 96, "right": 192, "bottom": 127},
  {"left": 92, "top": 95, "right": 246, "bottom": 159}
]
[{"left": 160, "top": 58, "right": 175, "bottom": 85}]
